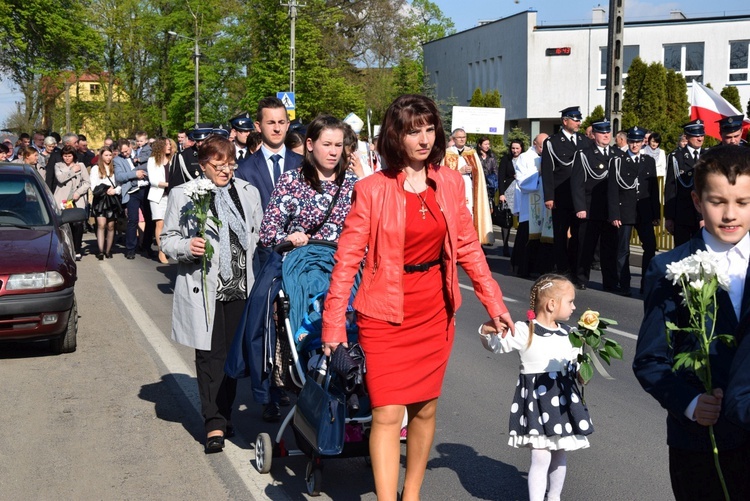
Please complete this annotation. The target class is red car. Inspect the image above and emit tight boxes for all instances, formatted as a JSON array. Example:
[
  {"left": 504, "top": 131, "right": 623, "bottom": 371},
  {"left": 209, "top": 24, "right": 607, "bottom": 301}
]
[{"left": 0, "top": 163, "right": 86, "bottom": 354}]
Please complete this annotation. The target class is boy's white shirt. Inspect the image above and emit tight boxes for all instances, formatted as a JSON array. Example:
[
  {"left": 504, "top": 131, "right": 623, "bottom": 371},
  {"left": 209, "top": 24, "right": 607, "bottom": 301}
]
[{"left": 702, "top": 229, "right": 749, "bottom": 321}]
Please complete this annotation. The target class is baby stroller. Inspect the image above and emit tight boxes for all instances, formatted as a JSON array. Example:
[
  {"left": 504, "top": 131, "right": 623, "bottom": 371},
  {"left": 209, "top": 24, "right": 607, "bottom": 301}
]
[{"left": 252, "top": 240, "right": 371, "bottom": 497}]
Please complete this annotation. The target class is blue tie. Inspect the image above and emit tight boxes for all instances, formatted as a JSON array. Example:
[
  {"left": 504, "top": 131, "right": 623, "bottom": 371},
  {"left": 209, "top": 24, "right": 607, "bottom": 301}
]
[{"left": 271, "top": 154, "right": 282, "bottom": 184}]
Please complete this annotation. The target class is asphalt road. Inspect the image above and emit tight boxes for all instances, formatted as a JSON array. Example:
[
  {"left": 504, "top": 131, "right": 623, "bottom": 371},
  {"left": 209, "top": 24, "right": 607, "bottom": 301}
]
[{"left": 0, "top": 234, "right": 674, "bottom": 500}]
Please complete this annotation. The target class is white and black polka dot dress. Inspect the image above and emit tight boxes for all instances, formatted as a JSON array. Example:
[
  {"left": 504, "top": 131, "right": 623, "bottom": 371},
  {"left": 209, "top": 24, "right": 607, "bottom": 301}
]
[{"left": 481, "top": 320, "right": 593, "bottom": 451}]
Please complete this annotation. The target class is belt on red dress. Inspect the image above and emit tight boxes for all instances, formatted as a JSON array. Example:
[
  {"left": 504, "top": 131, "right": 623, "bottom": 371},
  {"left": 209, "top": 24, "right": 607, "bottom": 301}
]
[{"left": 404, "top": 258, "right": 442, "bottom": 273}]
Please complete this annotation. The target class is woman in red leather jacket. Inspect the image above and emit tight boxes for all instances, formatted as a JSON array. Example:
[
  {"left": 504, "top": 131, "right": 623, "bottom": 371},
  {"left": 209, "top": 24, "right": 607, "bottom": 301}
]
[{"left": 322, "top": 94, "right": 514, "bottom": 501}]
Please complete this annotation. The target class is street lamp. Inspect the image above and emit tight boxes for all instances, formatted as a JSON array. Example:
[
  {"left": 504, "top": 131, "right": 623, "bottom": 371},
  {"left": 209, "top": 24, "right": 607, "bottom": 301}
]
[{"left": 168, "top": 30, "right": 201, "bottom": 124}]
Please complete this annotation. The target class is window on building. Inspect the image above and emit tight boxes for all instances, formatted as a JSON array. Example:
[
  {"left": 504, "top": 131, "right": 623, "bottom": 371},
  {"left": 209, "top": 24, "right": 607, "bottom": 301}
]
[
  {"left": 599, "top": 45, "right": 639, "bottom": 87},
  {"left": 89, "top": 83, "right": 101, "bottom": 94},
  {"left": 729, "top": 40, "right": 750, "bottom": 83},
  {"left": 663, "top": 42, "right": 704, "bottom": 83}
]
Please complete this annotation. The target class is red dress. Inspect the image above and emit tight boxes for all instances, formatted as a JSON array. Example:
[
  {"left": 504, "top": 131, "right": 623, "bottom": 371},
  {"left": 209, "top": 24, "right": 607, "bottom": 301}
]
[{"left": 357, "top": 187, "right": 452, "bottom": 407}]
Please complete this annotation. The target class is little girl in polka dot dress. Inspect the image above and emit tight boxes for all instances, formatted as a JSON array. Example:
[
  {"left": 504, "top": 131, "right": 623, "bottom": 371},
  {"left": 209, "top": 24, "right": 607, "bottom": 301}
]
[{"left": 479, "top": 273, "right": 593, "bottom": 501}]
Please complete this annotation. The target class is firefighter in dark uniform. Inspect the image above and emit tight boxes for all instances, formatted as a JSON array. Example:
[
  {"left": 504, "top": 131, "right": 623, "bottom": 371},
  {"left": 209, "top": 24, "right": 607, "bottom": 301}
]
[
  {"left": 717, "top": 114, "right": 745, "bottom": 146},
  {"left": 634, "top": 132, "right": 661, "bottom": 294},
  {"left": 570, "top": 118, "right": 621, "bottom": 290},
  {"left": 608, "top": 126, "right": 645, "bottom": 297},
  {"left": 169, "top": 123, "right": 213, "bottom": 189},
  {"left": 664, "top": 119, "right": 706, "bottom": 247},
  {"left": 229, "top": 112, "right": 254, "bottom": 162},
  {"left": 541, "top": 106, "right": 591, "bottom": 275}
]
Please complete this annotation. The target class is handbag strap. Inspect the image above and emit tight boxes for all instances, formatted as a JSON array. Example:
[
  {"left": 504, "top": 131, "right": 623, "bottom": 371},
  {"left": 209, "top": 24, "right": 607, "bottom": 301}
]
[{"left": 306, "top": 182, "right": 343, "bottom": 237}]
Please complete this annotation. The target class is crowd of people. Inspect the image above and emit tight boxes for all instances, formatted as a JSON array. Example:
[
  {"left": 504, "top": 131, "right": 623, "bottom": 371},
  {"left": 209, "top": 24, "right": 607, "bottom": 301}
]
[
  {"left": 6, "top": 95, "right": 750, "bottom": 501},
  {"left": 464, "top": 107, "right": 748, "bottom": 298}
]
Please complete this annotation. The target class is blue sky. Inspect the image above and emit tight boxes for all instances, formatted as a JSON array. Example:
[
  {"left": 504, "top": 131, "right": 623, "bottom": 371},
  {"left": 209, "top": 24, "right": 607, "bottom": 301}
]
[
  {"left": 1, "top": 1, "right": 749, "bottom": 129},
  {"left": 434, "top": 0, "right": 750, "bottom": 31}
]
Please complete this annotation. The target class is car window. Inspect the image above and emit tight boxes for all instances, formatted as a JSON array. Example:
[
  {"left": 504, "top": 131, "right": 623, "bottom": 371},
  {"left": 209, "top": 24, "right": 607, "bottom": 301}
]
[{"left": 0, "top": 174, "right": 51, "bottom": 226}]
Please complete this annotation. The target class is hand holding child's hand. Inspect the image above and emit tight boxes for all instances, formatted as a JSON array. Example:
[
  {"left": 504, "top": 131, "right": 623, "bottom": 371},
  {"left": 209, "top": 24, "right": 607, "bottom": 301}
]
[
  {"left": 480, "top": 321, "right": 498, "bottom": 335},
  {"left": 694, "top": 388, "right": 723, "bottom": 426},
  {"left": 492, "top": 312, "right": 515, "bottom": 338}
]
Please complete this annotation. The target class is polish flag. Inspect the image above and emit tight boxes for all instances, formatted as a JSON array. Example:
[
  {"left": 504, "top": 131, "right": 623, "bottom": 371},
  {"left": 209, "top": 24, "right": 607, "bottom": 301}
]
[{"left": 690, "top": 82, "right": 750, "bottom": 140}]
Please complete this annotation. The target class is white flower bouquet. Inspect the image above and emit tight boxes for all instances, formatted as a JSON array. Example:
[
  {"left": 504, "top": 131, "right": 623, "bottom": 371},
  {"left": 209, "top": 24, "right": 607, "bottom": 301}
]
[
  {"left": 665, "top": 249, "right": 734, "bottom": 500},
  {"left": 183, "top": 178, "right": 221, "bottom": 326}
]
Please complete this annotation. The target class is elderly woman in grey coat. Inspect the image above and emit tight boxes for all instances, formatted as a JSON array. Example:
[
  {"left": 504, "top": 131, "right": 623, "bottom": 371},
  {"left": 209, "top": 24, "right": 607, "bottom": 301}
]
[{"left": 161, "top": 136, "right": 262, "bottom": 454}]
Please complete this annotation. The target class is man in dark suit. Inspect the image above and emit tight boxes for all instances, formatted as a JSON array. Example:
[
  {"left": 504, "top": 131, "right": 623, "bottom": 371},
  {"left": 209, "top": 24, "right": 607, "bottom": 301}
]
[
  {"left": 541, "top": 106, "right": 590, "bottom": 275},
  {"left": 607, "top": 126, "right": 645, "bottom": 296},
  {"left": 114, "top": 138, "right": 152, "bottom": 259},
  {"left": 235, "top": 96, "right": 303, "bottom": 423},
  {"left": 635, "top": 146, "right": 750, "bottom": 501},
  {"left": 665, "top": 120, "right": 707, "bottom": 247},
  {"left": 570, "top": 118, "right": 620, "bottom": 290},
  {"left": 169, "top": 124, "right": 212, "bottom": 189},
  {"left": 717, "top": 114, "right": 744, "bottom": 146},
  {"left": 235, "top": 96, "right": 303, "bottom": 211},
  {"left": 634, "top": 136, "right": 661, "bottom": 294}
]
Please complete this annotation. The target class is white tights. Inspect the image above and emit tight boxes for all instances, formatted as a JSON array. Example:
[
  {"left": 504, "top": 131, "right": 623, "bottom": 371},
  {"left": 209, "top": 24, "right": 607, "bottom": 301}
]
[{"left": 528, "top": 449, "right": 567, "bottom": 501}]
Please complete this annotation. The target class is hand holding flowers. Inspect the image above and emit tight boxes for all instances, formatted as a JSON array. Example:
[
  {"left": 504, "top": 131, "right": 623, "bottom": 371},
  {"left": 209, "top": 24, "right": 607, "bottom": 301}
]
[
  {"left": 665, "top": 249, "right": 733, "bottom": 500},
  {"left": 183, "top": 178, "right": 221, "bottom": 326}
]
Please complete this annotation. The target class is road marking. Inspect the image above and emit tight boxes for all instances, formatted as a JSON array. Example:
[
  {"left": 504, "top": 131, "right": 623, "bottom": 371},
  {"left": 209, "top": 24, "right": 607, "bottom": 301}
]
[
  {"left": 461, "top": 283, "right": 639, "bottom": 340},
  {"left": 607, "top": 327, "right": 639, "bottom": 340},
  {"left": 101, "top": 261, "right": 282, "bottom": 501},
  {"left": 459, "top": 283, "right": 518, "bottom": 302}
]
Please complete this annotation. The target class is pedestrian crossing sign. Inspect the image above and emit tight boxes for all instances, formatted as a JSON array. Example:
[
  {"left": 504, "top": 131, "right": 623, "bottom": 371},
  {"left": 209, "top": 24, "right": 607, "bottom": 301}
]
[
  {"left": 277, "top": 92, "right": 296, "bottom": 120},
  {"left": 277, "top": 92, "right": 295, "bottom": 109}
]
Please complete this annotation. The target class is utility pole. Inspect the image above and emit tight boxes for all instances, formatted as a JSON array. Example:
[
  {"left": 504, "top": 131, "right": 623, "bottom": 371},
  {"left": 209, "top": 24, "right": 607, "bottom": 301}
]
[
  {"left": 605, "top": 0, "right": 625, "bottom": 132},
  {"left": 281, "top": 0, "right": 305, "bottom": 92}
]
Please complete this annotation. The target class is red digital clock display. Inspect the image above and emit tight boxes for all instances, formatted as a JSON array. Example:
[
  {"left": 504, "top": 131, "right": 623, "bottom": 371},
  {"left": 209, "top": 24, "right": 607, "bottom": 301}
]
[{"left": 545, "top": 47, "right": 572, "bottom": 56}]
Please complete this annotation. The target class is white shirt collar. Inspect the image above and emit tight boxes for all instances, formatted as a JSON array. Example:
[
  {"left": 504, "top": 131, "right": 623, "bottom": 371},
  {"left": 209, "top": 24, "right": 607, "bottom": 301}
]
[
  {"left": 260, "top": 144, "right": 286, "bottom": 161},
  {"left": 703, "top": 228, "right": 750, "bottom": 258}
]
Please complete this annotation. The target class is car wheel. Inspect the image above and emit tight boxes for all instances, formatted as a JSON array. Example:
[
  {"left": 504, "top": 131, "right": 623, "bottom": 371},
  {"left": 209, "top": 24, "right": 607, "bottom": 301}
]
[{"left": 50, "top": 297, "right": 78, "bottom": 354}]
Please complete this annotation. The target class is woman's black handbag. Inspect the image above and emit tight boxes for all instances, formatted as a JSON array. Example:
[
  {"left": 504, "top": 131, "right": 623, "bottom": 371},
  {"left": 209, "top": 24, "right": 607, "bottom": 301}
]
[
  {"left": 293, "top": 365, "right": 346, "bottom": 456},
  {"left": 493, "top": 201, "right": 513, "bottom": 228}
]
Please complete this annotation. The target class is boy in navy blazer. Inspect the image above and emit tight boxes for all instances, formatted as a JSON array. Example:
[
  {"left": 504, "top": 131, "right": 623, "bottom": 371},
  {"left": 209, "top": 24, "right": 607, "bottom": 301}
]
[{"left": 634, "top": 145, "right": 750, "bottom": 500}]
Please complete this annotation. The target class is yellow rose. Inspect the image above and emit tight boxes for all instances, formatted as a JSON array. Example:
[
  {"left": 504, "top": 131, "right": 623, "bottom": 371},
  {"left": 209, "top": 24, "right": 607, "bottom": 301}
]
[{"left": 579, "top": 310, "right": 600, "bottom": 331}]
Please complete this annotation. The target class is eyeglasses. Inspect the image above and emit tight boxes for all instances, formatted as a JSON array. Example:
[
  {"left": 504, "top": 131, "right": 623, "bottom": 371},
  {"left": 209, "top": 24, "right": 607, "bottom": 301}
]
[{"left": 206, "top": 162, "right": 235, "bottom": 172}]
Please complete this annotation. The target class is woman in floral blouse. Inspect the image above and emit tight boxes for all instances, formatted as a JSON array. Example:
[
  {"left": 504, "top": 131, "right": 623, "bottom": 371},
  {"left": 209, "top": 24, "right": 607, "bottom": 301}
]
[{"left": 260, "top": 115, "right": 360, "bottom": 247}]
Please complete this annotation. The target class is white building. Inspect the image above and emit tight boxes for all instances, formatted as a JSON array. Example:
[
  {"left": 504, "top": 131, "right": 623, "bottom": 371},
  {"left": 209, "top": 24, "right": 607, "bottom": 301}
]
[{"left": 423, "top": 9, "right": 750, "bottom": 137}]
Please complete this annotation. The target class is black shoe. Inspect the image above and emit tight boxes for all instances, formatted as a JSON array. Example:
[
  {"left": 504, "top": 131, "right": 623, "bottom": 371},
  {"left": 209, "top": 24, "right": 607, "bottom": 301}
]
[
  {"left": 576, "top": 283, "right": 586, "bottom": 290},
  {"left": 262, "top": 403, "right": 282, "bottom": 422},
  {"left": 204, "top": 434, "right": 225, "bottom": 454},
  {"left": 503, "top": 245, "right": 510, "bottom": 257},
  {"left": 105, "top": 252, "right": 113, "bottom": 259},
  {"left": 278, "top": 392, "right": 291, "bottom": 407},
  {"left": 615, "top": 288, "right": 632, "bottom": 297},
  {"left": 97, "top": 253, "right": 104, "bottom": 261},
  {"left": 591, "top": 262, "right": 601, "bottom": 271},
  {"left": 125, "top": 252, "right": 136, "bottom": 260}
]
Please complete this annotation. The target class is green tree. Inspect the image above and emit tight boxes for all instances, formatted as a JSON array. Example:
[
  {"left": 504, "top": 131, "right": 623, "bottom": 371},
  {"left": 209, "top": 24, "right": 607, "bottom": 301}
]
[
  {"left": 720, "top": 85, "right": 742, "bottom": 111},
  {"left": 469, "top": 88, "right": 484, "bottom": 107},
  {"left": 581, "top": 105, "right": 605, "bottom": 130},
  {"left": 621, "top": 58, "right": 666, "bottom": 131},
  {"left": 0, "top": 0, "right": 102, "bottom": 132},
  {"left": 242, "top": 0, "right": 363, "bottom": 122},
  {"left": 660, "top": 70, "right": 690, "bottom": 151}
]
